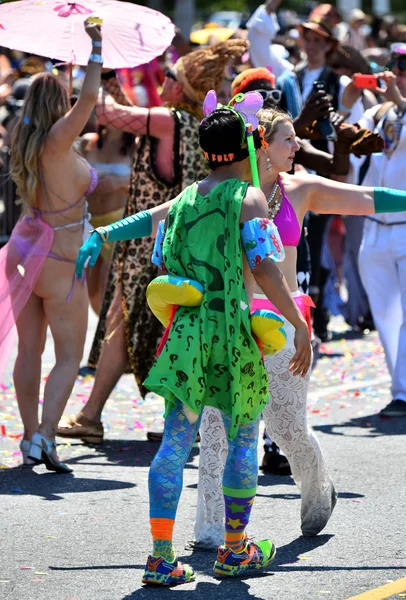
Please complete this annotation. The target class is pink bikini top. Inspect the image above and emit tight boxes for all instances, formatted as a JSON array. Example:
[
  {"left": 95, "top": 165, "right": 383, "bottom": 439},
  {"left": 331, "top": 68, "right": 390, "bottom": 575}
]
[{"left": 273, "top": 176, "right": 301, "bottom": 248}]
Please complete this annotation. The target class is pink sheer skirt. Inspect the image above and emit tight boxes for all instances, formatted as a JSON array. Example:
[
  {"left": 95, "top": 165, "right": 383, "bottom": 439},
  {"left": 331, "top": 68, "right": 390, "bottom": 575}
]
[{"left": 0, "top": 215, "right": 53, "bottom": 379}]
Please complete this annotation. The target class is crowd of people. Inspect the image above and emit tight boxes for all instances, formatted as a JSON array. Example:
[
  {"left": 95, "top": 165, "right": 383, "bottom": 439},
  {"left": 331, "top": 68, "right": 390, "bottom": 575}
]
[{"left": 1, "top": 0, "right": 406, "bottom": 587}]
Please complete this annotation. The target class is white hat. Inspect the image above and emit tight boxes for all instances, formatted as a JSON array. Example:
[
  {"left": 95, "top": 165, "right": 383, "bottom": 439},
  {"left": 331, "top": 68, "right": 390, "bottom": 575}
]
[
  {"left": 391, "top": 43, "right": 406, "bottom": 55},
  {"left": 348, "top": 8, "right": 366, "bottom": 22}
]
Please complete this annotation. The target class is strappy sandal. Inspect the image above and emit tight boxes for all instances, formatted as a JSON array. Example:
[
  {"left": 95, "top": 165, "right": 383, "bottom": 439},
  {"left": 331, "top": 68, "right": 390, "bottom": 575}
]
[{"left": 28, "top": 433, "right": 73, "bottom": 473}]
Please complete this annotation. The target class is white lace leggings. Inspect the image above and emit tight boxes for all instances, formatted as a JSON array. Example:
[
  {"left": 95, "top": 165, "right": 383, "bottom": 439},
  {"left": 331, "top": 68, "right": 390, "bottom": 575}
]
[{"left": 194, "top": 318, "right": 336, "bottom": 548}]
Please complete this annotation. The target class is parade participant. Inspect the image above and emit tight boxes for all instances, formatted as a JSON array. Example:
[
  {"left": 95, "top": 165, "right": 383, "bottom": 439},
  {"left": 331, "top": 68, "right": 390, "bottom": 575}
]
[
  {"left": 76, "top": 90, "right": 312, "bottom": 584},
  {"left": 340, "top": 50, "right": 406, "bottom": 410},
  {"left": 247, "top": 0, "right": 294, "bottom": 77},
  {"left": 142, "top": 93, "right": 312, "bottom": 585},
  {"left": 225, "top": 65, "right": 351, "bottom": 477},
  {"left": 357, "top": 54, "right": 406, "bottom": 417},
  {"left": 295, "top": 15, "right": 363, "bottom": 342},
  {"left": 0, "top": 19, "right": 102, "bottom": 470},
  {"left": 57, "top": 40, "right": 248, "bottom": 445},
  {"left": 191, "top": 105, "right": 406, "bottom": 548},
  {"left": 80, "top": 125, "right": 133, "bottom": 315}
]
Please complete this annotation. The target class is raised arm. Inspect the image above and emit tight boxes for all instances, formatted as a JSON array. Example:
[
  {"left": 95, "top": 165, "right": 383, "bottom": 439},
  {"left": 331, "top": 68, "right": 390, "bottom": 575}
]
[
  {"left": 265, "top": 0, "right": 283, "bottom": 14},
  {"left": 102, "top": 71, "right": 133, "bottom": 106},
  {"left": 95, "top": 86, "right": 174, "bottom": 138},
  {"left": 47, "top": 19, "right": 102, "bottom": 152}
]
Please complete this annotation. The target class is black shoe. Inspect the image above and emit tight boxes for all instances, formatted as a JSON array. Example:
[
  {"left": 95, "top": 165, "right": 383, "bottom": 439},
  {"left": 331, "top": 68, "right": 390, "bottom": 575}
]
[
  {"left": 261, "top": 444, "right": 292, "bottom": 476},
  {"left": 380, "top": 399, "right": 406, "bottom": 417},
  {"left": 357, "top": 311, "right": 375, "bottom": 332},
  {"left": 315, "top": 329, "right": 332, "bottom": 343},
  {"left": 78, "top": 365, "right": 96, "bottom": 377}
]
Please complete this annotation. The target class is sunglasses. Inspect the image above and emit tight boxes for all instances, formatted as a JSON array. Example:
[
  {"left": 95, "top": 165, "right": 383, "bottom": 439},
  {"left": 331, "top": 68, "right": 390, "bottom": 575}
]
[
  {"left": 387, "top": 56, "right": 406, "bottom": 73},
  {"left": 255, "top": 88, "right": 282, "bottom": 104},
  {"left": 165, "top": 68, "right": 177, "bottom": 81}
]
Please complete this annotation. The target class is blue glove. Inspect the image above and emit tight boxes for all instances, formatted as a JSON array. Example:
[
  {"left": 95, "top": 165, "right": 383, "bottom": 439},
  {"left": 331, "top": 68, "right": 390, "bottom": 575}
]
[
  {"left": 76, "top": 232, "right": 103, "bottom": 278},
  {"left": 76, "top": 210, "right": 153, "bottom": 278},
  {"left": 374, "top": 187, "right": 406, "bottom": 214}
]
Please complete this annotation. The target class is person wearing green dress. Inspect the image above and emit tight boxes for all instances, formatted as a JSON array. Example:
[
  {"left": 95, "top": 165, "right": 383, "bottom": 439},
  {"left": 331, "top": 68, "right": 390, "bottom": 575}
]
[
  {"left": 140, "top": 93, "right": 311, "bottom": 585},
  {"left": 76, "top": 91, "right": 311, "bottom": 585}
]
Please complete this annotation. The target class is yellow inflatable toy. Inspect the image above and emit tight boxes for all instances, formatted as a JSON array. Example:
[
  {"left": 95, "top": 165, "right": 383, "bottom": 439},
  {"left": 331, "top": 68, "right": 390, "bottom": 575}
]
[
  {"left": 251, "top": 309, "right": 287, "bottom": 355},
  {"left": 146, "top": 274, "right": 204, "bottom": 327},
  {"left": 147, "top": 274, "right": 286, "bottom": 356}
]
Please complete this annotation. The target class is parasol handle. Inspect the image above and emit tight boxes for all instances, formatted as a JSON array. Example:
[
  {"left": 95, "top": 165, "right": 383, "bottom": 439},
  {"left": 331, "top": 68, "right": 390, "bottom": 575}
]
[{"left": 69, "top": 63, "right": 73, "bottom": 96}]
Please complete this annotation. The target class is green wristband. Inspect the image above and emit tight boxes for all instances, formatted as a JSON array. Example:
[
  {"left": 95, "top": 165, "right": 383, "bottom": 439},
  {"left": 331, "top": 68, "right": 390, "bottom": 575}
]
[
  {"left": 105, "top": 210, "right": 152, "bottom": 242},
  {"left": 374, "top": 187, "right": 406, "bottom": 214}
]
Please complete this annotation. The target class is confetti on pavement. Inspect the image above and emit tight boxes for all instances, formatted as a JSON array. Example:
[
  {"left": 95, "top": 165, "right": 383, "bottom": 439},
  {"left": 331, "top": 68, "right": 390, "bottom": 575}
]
[{"left": 0, "top": 316, "right": 392, "bottom": 468}]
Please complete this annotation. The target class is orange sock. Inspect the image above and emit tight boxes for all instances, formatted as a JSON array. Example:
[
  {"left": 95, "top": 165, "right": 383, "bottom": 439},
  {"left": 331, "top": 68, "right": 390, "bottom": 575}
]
[
  {"left": 150, "top": 518, "right": 176, "bottom": 562},
  {"left": 224, "top": 530, "right": 246, "bottom": 552},
  {"left": 150, "top": 518, "right": 175, "bottom": 540}
]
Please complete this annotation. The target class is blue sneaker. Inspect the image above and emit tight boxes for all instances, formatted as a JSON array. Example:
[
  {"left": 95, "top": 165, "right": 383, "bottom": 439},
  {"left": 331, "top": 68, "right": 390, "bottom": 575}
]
[
  {"left": 213, "top": 539, "right": 276, "bottom": 577},
  {"left": 142, "top": 555, "right": 195, "bottom": 586}
]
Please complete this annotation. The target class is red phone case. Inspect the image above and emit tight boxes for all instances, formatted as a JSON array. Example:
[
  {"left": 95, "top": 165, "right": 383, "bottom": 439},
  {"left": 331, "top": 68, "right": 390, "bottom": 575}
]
[{"left": 353, "top": 74, "right": 378, "bottom": 89}]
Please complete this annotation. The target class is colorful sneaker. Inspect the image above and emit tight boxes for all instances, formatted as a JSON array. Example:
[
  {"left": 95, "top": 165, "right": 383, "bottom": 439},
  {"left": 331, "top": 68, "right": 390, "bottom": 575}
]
[
  {"left": 142, "top": 555, "right": 195, "bottom": 586},
  {"left": 213, "top": 539, "right": 276, "bottom": 577}
]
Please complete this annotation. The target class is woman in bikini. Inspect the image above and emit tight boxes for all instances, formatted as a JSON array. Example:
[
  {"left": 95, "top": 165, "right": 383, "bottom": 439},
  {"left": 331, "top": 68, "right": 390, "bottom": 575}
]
[
  {"left": 0, "top": 19, "right": 102, "bottom": 472},
  {"left": 80, "top": 125, "right": 133, "bottom": 315},
  {"left": 193, "top": 105, "right": 406, "bottom": 546}
]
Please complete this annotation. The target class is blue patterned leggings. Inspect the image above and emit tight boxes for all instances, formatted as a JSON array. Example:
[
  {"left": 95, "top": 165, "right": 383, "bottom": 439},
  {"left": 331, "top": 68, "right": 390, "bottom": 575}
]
[{"left": 149, "top": 400, "right": 259, "bottom": 520}]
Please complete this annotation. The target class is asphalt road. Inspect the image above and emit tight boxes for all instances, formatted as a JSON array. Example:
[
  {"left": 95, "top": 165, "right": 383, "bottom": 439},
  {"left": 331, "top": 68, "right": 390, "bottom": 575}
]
[{"left": 1, "top": 313, "right": 405, "bottom": 600}]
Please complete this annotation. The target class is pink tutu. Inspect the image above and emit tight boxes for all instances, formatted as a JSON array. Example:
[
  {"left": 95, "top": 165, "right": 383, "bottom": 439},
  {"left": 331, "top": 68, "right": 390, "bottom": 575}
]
[{"left": 0, "top": 214, "right": 53, "bottom": 380}]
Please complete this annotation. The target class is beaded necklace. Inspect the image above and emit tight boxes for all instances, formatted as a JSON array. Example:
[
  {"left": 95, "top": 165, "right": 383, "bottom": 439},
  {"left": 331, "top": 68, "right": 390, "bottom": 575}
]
[{"left": 267, "top": 181, "right": 282, "bottom": 220}]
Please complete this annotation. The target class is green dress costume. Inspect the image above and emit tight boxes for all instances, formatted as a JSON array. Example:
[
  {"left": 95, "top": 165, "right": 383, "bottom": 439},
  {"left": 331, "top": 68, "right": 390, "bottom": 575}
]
[{"left": 144, "top": 178, "right": 269, "bottom": 440}]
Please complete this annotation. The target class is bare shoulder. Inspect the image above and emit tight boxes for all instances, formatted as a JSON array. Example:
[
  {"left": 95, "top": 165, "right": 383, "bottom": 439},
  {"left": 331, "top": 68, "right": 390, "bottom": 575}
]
[
  {"left": 150, "top": 106, "right": 175, "bottom": 125},
  {"left": 241, "top": 185, "right": 268, "bottom": 222},
  {"left": 281, "top": 171, "right": 320, "bottom": 198},
  {"left": 281, "top": 171, "right": 318, "bottom": 189},
  {"left": 245, "top": 184, "right": 266, "bottom": 202},
  {"left": 280, "top": 171, "right": 323, "bottom": 218},
  {"left": 149, "top": 106, "right": 175, "bottom": 139}
]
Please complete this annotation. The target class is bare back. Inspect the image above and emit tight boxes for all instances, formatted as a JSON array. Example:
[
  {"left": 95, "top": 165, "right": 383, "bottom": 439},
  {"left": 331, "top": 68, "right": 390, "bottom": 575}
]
[{"left": 37, "top": 142, "right": 94, "bottom": 261}]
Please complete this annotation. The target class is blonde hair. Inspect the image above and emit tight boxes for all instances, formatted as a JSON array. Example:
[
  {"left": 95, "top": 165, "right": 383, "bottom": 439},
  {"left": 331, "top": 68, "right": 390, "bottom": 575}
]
[
  {"left": 258, "top": 107, "right": 293, "bottom": 144},
  {"left": 10, "top": 73, "right": 70, "bottom": 208}
]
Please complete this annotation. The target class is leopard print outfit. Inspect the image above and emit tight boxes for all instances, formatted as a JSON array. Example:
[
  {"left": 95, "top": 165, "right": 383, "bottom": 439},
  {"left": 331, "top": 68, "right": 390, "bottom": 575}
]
[{"left": 88, "top": 109, "right": 207, "bottom": 396}]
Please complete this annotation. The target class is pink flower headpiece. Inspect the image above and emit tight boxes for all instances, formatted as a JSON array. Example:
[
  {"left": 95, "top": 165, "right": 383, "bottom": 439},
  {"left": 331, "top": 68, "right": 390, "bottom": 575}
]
[{"left": 202, "top": 89, "right": 264, "bottom": 132}]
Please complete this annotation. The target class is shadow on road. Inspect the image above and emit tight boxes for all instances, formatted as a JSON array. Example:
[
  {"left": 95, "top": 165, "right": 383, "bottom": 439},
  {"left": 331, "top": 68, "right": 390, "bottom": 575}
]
[
  {"left": 273, "top": 533, "right": 333, "bottom": 567},
  {"left": 0, "top": 467, "right": 135, "bottom": 500},
  {"left": 313, "top": 413, "right": 406, "bottom": 437},
  {"left": 55, "top": 439, "right": 200, "bottom": 469},
  {"left": 123, "top": 578, "right": 271, "bottom": 599}
]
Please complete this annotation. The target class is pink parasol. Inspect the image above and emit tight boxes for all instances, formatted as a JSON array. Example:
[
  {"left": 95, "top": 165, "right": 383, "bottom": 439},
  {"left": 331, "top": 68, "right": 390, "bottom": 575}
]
[{"left": 0, "top": 0, "right": 175, "bottom": 69}]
